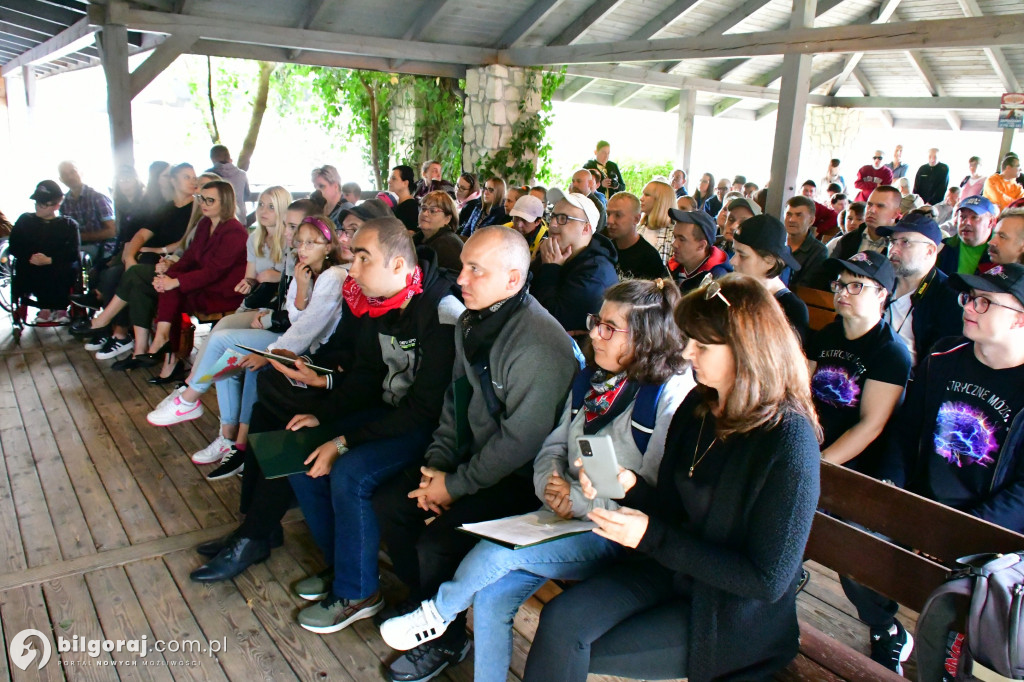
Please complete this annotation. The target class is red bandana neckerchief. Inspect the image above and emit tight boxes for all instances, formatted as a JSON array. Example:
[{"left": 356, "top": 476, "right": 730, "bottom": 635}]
[{"left": 342, "top": 266, "right": 424, "bottom": 318}]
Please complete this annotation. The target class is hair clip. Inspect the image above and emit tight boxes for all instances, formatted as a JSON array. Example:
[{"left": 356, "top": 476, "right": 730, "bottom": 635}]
[{"left": 655, "top": 278, "right": 665, "bottom": 290}]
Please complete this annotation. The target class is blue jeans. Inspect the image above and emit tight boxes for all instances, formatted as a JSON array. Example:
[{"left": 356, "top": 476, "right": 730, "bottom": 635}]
[
  {"left": 187, "top": 327, "right": 281, "bottom": 427},
  {"left": 288, "top": 409, "right": 433, "bottom": 600},
  {"left": 433, "top": 531, "right": 624, "bottom": 682}
]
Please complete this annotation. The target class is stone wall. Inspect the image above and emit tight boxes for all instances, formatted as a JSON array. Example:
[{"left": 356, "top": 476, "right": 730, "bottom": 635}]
[
  {"left": 804, "top": 106, "right": 865, "bottom": 188},
  {"left": 389, "top": 83, "right": 417, "bottom": 168},
  {"left": 462, "top": 65, "right": 542, "bottom": 175}
]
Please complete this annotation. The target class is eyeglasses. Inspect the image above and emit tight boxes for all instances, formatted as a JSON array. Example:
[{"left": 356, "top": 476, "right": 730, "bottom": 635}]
[
  {"left": 336, "top": 227, "right": 359, "bottom": 238},
  {"left": 483, "top": 186, "right": 496, "bottom": 193},
  {"left": 550, "top": 212, "right": 587, "bottom": 226},
  {"left": 193, "top": 194, "right": 217, "bottom": 206},
  {"left": 958, "top": 292, "right": 1024, "bottom": 314},
  {"left": 886, "top": 237, "right": 933, "bottom": 249},
  {"left": 295, "top": 240, "right": 329, "bottom": 249},
  {"left": 35, "top": 200, "right": 60, "bottom": 207},
  {"left": 586, "top": 314, "right": 629, "bottom": 340},
  {"left": 457, "top": 184, "right": 471, "bottom": 192},
  {"left": 699, "top": 273, "right": 731, "bottom": 307},
  {"left": 873, "top": 156, "right": 883, "bottom": 160},
  {"left": 830, "top": 279, "right": 884, "bottom": 295},
  {"left": 419, "top": 206, "right": 447, "bottom": 216}
]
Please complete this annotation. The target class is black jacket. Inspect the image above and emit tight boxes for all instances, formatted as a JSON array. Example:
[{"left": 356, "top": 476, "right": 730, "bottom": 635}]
[
  {"left": 583, "top": 159, "right": 626, "bottom": 199},
  {"left": 935, "top": 235, "right": 992, "bottom": 276},
  {"left": 458, "top": 199, "right": 507, "bottom": 237},
  {"left": 624, "top": 392, "right": 822, "bottom": 682},
  {"left": 914, "top": 162, "right": 951, "bottom": 206},
  {"left": 313, "top": 249, "right": 463, "bottom": 446},
  {"left": 896, "top": 266, "right": 963, "bottom": 367},
  {"left": 530, "top": 233, "right": 619, "bottom": 333},
  {"left": 831, "top": 224, "right": 890, "bottom": 261}
]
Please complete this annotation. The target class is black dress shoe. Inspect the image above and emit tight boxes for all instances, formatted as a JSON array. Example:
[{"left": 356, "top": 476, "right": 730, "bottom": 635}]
[
  {"left": 70, "top": 293, "right": 101, "bottom": 311},
  {"left": 134, "top": 342, "right": 172, "bottom": 368},
  {"left": 147, "top": 360, "right": 185, "bottom": 385},
  {"left": 189, "top": 536, "right": 271, "bottom": 583},
  {"left": 69, "top": 318, "right": 98, "bottom": 337},
  {"left": 112, "top": 355, "right": 142, "bottom": 371},
  {"left": 196, "top": 524, "right": 284, "bottom": 558}
]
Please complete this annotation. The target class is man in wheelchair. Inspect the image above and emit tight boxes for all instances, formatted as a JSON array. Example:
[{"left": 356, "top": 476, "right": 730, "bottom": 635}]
[{"left": 8, "top": 180, "right": 81, "bottom": 324}]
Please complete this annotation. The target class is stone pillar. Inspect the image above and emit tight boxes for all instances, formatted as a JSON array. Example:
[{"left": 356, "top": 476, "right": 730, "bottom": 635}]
[
  {"left": 462, "top": 65, "right": 543, "bottom": 180},
  {"left": 389, "top": 83, "right": 417, "bottom": 168},
  {"left": 804, "top": 106, "right": 864, "bottom": 191}
]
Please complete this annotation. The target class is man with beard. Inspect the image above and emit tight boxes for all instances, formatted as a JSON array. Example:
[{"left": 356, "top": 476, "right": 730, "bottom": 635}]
[
  {"left": 878, "top": 213, "right": 961, "bottom": 367},
  {"left": 988, "top": 209, "right": 1024, "bottom": 266},
  {"left": 831, "top": 186, "right": 901, "bottom": 260}
]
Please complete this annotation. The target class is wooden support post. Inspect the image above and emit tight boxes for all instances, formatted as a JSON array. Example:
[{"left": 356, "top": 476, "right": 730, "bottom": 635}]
[
  {"left": 97, "top": 23, "right": 134, "bottom": 170},
  {"left": 676, "top": 89, "right": 696, "bottom": 177},
  {"left": 21, "top": 66, "right": 35, "bottom": 110},
  {"left": 766, "top": 0, "right": 816, "bottom": 219},
  {"left": 1000, "top": 128, "right": 1015, "bottom": 164}
]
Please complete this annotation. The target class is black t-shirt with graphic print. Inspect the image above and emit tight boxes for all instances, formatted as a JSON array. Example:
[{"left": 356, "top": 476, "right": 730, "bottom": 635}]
[
  {"left": 809, "top": 318, "right": 912, "bottom": 476},
  {"left": 919, "top": 342, "right": 1024, "bottom": 511}
]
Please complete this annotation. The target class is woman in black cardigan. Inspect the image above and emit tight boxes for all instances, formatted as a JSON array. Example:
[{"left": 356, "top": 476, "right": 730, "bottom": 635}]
[{"left": 523, "top": 273, "right": 823, "bottom": 682}]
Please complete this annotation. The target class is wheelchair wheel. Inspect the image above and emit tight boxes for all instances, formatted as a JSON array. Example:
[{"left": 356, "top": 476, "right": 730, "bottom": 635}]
[{"left": 0, "top": 240, "right": 13, "bottom": 313}]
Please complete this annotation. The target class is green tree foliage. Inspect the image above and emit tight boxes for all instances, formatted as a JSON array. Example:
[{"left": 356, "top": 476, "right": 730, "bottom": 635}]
[{"left": 407, "top": 77, "right": 464, "bottom": 181}]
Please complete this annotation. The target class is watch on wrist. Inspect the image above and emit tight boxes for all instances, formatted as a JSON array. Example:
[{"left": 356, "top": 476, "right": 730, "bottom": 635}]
[{"left": 334, "top": 437, "right": 348, "bottom": 456}]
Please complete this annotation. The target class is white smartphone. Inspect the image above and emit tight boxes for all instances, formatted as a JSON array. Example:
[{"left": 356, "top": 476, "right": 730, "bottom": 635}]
[{"left": 576, "top": 435, "right": 625, "bottom": 499}]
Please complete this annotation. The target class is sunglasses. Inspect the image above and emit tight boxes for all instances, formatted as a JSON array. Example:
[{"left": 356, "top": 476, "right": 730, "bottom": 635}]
[
  {"left": 699, "top": 273, "right": 730, "bottom": 307},
  {"left": 873, "top": 156, "right": 883, "bottom": 160}
]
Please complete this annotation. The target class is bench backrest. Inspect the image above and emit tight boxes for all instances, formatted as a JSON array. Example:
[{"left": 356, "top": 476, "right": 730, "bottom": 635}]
[
  {"left": 795, "top": 285, "right": 836, "bottom": 331},
  {"left": 806, "top": 463, "right": 1024, "bottom": 612}
]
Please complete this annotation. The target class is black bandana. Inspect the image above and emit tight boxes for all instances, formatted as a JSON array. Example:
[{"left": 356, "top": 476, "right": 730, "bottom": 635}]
[{"left": 462, "top": 285, "right": 530, "bottom": 364}]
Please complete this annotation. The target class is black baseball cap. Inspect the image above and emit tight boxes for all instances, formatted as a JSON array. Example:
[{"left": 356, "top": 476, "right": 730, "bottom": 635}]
[
  {"left": 667, "top": 208, "right": 717, "bottom": 245},
  {"left": 876, "top": 212, "right": 943, "bottom": 246},
  {"left": 337, "top": 198, "right": 393, "bottom": 224},
  {"left": 29, "top": 180, "right": 63, "bottom": 203},
  {"left": 733, "top": 214, "right": 801, "bottom": 272},
  {"left": 824, "top": 250, "right": 896, "bottom": 293},
  {"left": 951, "top": 263, "right": 1024, "bottom": 309}
]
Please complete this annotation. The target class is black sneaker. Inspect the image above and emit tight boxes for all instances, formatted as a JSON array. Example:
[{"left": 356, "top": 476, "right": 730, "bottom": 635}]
[
  {"left": 870, "top": 620, "right": 913, "bottom": 676},
  {"left": 388, "top": 640, "right": 471, "bottom": 682},
  {"left": 70, "top": 293, "right": 101, "bottom": 311},
  {"left": 70, "top": 317, "right": 98, "bottom": 338},
  {"left": 96, "top": 336, "right": 134, "bottom": 360},
  {"left": 84, "top": 334, "right": 110, "bottom": 352},
  {"left": 206, "top": 447, "right": 245, "bottom": 481}
]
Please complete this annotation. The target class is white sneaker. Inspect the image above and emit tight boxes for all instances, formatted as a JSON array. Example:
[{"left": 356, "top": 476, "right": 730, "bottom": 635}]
[
  {"left": 147, "top": 393, "right": 204, "bottom": 426},
  {"left": 95, "top": 336, "right": 134, "bottom": 360},
  {"left": 191, "top": 435, "right": 233, "bottom": 465},
  {"left": 379, "top": 600, "right": 450, "bottom": 651},
  {"left": 155, "top": 385, "right": 186, "bottom": 411}
]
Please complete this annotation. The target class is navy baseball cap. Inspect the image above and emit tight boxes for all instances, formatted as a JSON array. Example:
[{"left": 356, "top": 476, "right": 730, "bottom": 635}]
[
  {"left": 957, "top": 195, "right": 998, "bottom": 217},
  {"left": 824, "top": 250, "right": 896, "bottom": 294},
  {"left": 951, "top": 263, "right": 1024, "bottom": 309},
  {"left": 733, "top": 214, "right": 801, "bottom": 272},
  {"left": 667, "top": 208, "right": 717, "bottom": 245},
  {"left": 29, "top": 180, "right": 63, "bottom": 203},
  {"left": 876, "top": 212, "right": 943, "bottom": 246},
  {"left": 337, "top": 198, "right": 393, "bottom": 224}
]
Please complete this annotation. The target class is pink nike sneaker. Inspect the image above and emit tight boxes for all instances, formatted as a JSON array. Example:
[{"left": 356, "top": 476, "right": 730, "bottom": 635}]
[{"left": 146, "top": 393, "right": 205, "bottom": 426}]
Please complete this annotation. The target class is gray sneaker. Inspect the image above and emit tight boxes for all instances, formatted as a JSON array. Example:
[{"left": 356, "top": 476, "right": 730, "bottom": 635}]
[
  {"left": 298, "top": 592, "right": 384, "bottom": 634},
  {"left": 294, "top": 568, "right": 334, "bottom": 601}
]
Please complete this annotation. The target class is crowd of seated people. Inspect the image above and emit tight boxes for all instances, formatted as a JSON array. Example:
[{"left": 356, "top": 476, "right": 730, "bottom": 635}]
[{"left": 5, "top": 138, "right": 1024, "bottom": 682}]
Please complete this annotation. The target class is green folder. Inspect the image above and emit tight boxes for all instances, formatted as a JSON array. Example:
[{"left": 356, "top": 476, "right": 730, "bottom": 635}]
[{"left": 249, "top": 425, "right": 337, "bottom": 479}]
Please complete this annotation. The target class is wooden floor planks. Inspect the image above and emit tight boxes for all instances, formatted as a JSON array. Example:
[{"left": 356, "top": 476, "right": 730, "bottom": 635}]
[{"left": 0, "top": 320, "right": 903, "bottom": 681}]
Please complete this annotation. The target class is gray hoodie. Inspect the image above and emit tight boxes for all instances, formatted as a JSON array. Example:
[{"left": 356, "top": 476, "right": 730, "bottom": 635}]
[{"left": 425, "top": 295, "right": 579, "bottom": 500}]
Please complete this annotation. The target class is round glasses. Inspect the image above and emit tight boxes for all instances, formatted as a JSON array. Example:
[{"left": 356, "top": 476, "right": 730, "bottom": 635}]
[
  {"left": 830, "top": 280, "right": 883, "bottom": 295},
  {"left": 586, "top": 314, "right": 628, "bottom": 340},
  {"left": 295, "top": 240, "right": 329, "bottom": 249},
  {"left": 419, "top": 206, "right": 447, "bottom": 216},
  {"left": 958, "top": 292, "right": 1024, "bottom": 314}
]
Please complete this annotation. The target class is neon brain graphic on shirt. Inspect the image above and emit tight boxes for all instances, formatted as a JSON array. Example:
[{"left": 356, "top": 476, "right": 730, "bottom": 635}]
[
  {"left": 934, "top": 402, "right": 998, "bottom": 468},
  {"left": 812, "top": 365, "right": 861, "bottom": 407}
]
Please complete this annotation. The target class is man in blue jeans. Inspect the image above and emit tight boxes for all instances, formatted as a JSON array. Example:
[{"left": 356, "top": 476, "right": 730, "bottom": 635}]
[
  {"left": 374, "top": 226, "right": 580, "bottom": 682},
  {"left": 283, "top": 218, "right": 464, "bottom": 634}
]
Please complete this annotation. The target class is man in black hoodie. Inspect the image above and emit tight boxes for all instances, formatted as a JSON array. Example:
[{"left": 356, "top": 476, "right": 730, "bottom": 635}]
[
  {"left": 530, "top": 189, "right": 618, "bottom": 333},
  {"left": 280, "top": 218, "right": 465, "bottom": 635}
]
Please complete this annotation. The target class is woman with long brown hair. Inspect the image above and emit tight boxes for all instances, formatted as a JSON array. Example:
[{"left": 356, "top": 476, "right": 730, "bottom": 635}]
[
  {"left": 524, "top": 273, "right": 823, "bottom": 682},
  {"left": 458, "top": 176, "right": 507, "bottom": 237}
]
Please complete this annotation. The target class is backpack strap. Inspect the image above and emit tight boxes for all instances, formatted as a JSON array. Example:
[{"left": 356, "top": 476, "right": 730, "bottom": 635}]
[{"left": 629, "top": 383, "right": 666, "bottom": 454}]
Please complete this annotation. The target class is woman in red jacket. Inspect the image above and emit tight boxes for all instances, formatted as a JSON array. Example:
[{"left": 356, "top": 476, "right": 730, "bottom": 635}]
[{"left": 130, "top": 180, "right": 248, "bottom": 369}]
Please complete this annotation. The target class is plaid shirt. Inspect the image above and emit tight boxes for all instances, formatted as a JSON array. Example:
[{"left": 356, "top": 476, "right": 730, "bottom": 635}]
[{"left": 61, "top": 185, "right": 115, "bottom": 237}]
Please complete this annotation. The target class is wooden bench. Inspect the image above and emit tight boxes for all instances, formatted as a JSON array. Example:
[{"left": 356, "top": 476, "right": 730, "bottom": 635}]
[
  {"left": 795, "top": 285, "right": 837, "bottom": 331},
  {"left": 778, "top": 463, "right": 1024, "bottom": 681}
]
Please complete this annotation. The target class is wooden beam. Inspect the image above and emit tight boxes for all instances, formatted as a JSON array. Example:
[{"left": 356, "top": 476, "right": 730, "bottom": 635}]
[
  {"left": 611, "top": 84, "right": 644, "bottom": 107},
  {"left": 825, "top": 0, "right": 903, "bottom": 95},
  {"left": 22, "top": 64, "right": 35, "bottom": 109},
  {"left": 630, "top": 0, "right": 705, "bottom": 41},
  {"left": 1, "top": 17, "right": 98, "bottom": 77},
  {"left": 173, "top": 0, "right": 195, "bottom": 14},
  {"left": 703, "top": 0, "right": 773, "bottom": 36},
  {"left": 187, "top": 39, "right": 468, "bottom": 79},
  {"left": 559, "top": 75, "right": 597, "bottom": 101},
  {"left": 122, "top": 6, "right": 494, "bottom": 65},
  {"left": 128, "top": 32, "right": 194, "bottom": 99},
  {"left": 497, "top": 0, "right": 565, "bottom": 48},
  {"left": 403, "top": 0, "right": 453, "bottom": 41},
  {"left": 288, "top": 0, "right": 331, "bottom": 60},
  {"left": 564, "top": 64, "right": 834, "bottom": 105},
  {"left": 550, "top": 0, "right": 626, "bottom": 46},
  {"left": 557, "top": 90, "right": 759, "bottom": 120},
  {"left": 713, "top": 65, "right": 782, "bottom": 116},
  {"left": 97, "top": 22, "right": 134, "bottom": 169},
  {"left": 851, "top": 67, "right": 893, "bottom": 127},
  {"left": 952, "top": 0, "right": 1020, "bottom": 93},
  {"left": 1000, "top": 129, "right": 1015, "bottom": 164},
  {"left": 767, "top": 0, "right": 816, "bottom": 219},
  {"left": 676, "top": 89, "right": 696, "bottom": 174},
  {"left": 3, "top": 0, "right": 85, "bottom": 26},
  {"left": 904, "top": 50, "right": 961, "bottom": 130},
  {"left": 501, "top": 13, "right": 1024, "bottom": 65},
  {"left": 742, "top": 61, "right": 847, "bottom": 119},
  {"left": 833, "top": 95, "right": 1001, "bottom": 109}
]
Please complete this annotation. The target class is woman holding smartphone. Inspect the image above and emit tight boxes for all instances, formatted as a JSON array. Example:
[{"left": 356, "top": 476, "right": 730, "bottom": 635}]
[
  {"left": 522, "top": 274, "right": 823, "bottom": 682},
  {"left": 379, "top": 278, "right": 694, "bottom": 682}
]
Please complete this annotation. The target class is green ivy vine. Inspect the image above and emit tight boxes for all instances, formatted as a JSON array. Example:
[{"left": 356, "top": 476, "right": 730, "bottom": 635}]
[{"left": 477, "top": 67, "right": 566, "bottom": 186}]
